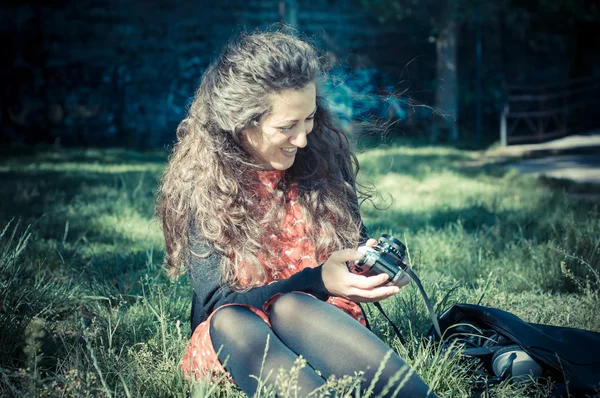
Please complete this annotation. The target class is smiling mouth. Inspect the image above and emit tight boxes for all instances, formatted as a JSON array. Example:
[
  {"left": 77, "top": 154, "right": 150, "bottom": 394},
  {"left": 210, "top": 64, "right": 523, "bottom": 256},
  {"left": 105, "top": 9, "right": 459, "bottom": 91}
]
[{"left": 281, "top": 148, "right": 297, "bottom": 154}]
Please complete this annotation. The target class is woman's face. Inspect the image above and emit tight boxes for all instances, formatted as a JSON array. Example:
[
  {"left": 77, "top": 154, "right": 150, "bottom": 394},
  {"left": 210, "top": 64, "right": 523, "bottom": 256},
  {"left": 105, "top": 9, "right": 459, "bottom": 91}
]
[{"left": 244, "top": 83, "right": 316, "bottom": 170}]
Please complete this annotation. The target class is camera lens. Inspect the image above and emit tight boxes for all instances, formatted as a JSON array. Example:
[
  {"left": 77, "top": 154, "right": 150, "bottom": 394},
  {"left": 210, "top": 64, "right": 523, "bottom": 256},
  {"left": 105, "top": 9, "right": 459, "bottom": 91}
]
[{"left": 378, "top": 234, "right": 407, "bottom": 260}]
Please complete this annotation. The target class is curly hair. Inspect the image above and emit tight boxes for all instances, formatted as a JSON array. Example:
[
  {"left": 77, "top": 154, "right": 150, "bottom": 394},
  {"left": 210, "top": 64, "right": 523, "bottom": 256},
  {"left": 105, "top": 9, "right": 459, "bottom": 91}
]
[{"left": 156, "top": 31, "right": 365, "bottom": 289}]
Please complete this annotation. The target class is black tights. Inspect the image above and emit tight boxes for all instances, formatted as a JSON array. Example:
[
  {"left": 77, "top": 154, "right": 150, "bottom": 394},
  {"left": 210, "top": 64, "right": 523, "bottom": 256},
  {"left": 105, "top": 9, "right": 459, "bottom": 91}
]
[{"left": 210, "top": 293, "right": 437, "bottom": 397}]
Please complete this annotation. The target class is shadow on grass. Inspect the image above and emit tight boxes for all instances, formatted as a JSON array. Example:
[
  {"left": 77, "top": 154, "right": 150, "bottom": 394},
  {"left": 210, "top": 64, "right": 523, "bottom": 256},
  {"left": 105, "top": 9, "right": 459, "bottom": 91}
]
[
  {"left": 0, "top": 169, "right": 159, "bottom": 221},
  {"left": 360, "top": 148, "right": 512, "bottom": 182},
  {"left": 364, "top": 204, "right": 500, "bottom": 235},
  {"left": 0, "top": 157, "right": 165, "bottom": 289},
  {"left": 0, "top": 145, "right": 169, "bottom": 166}
]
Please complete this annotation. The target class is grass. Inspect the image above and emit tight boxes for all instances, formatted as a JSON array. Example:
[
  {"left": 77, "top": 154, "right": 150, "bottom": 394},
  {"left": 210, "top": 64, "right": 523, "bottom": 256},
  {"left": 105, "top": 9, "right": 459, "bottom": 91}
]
[{"left": 0, "top": 143, "right": 598, "bottom": 397}]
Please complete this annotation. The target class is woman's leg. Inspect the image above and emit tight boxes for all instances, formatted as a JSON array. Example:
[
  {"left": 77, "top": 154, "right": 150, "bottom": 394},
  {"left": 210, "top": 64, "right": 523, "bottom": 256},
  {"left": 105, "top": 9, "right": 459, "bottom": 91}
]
[
  {"left": 210, "top": 305, "right": 326, "bottom": 396},
  {"left": 269, "top": 293, "right": 438, "bottom": 398}
]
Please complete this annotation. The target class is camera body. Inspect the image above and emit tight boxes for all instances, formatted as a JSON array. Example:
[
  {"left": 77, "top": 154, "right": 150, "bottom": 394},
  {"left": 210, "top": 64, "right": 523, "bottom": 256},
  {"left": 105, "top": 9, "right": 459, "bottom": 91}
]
[{"left": 349, "top": 234, "right": 408, "bottom": 286}]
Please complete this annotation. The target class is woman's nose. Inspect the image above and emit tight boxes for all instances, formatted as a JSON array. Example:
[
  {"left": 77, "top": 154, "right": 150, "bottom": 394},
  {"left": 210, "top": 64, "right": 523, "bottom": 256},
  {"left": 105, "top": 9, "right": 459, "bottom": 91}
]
[{"left": 290, "top": 130, "right": 308, "bottom": 148}]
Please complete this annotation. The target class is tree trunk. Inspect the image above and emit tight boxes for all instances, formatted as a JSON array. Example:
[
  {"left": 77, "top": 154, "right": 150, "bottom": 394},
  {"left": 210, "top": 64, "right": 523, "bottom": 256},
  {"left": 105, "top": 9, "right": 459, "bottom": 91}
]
[{"left": 433, "top": 18, "right": 459, "bottom": 142}]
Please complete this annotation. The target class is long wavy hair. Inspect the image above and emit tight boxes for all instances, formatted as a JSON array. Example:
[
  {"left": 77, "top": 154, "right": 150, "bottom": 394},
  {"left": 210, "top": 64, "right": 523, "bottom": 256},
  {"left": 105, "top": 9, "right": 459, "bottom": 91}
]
[{"left": 157, "top": 31, "right": 365, "bottom": 289}]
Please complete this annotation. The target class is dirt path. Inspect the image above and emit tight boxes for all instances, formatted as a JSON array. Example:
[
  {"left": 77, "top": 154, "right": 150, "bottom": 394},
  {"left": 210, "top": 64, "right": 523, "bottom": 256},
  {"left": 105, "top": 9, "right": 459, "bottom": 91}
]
[{"left": 487, "top": 132, "right": 600, "bottom": 185}]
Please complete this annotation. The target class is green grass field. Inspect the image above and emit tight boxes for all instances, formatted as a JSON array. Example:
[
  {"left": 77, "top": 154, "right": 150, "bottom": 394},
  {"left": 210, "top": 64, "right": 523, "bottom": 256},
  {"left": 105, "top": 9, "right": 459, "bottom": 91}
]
[{"left": 1, "top": 144, "right": 598, "bottom": 397}]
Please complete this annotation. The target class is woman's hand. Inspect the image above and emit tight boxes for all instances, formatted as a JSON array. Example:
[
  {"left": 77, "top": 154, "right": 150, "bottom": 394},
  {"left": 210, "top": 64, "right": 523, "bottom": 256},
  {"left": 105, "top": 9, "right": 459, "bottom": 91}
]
[{"left": 321, "top": 239, "right": 410, "bottom": 303}]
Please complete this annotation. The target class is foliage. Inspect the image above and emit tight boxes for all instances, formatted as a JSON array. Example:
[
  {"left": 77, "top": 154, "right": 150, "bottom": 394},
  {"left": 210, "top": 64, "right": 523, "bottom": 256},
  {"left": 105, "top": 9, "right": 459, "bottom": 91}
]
[
  {"left": 0, "top": 145, "right": 599, "bottom": 397},
  {"left": 361, "top": 0, "right": 600, "bottom": 35}
]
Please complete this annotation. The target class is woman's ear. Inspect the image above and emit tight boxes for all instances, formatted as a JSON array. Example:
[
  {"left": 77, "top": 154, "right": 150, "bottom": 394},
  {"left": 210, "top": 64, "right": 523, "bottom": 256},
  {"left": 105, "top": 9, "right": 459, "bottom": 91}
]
[
  {"left": 239, "top": 127, "right": 259, "bottom": 160},
  {"left": 240, "top": 116, "right": 262, "bottom": 144}
]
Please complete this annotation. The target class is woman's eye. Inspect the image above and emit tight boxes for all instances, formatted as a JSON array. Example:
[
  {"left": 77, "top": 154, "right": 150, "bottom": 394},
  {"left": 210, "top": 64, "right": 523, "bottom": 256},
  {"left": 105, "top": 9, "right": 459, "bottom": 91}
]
[{"left": 278, "top": 115, "right": 314, "bottom": 132}]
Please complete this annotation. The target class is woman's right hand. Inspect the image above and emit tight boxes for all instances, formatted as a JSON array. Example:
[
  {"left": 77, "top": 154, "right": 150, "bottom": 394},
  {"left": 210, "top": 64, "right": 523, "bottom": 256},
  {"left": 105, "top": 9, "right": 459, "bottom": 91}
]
[{"left": 321, "top": 247, "right": 406, "bottom": 303}]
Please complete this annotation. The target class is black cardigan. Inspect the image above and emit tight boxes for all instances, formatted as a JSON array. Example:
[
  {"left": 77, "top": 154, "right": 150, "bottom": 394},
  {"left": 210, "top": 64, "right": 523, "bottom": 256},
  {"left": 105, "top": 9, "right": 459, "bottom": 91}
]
[{"left": 188, "top": 236, "right": 331, "bottom": 332}]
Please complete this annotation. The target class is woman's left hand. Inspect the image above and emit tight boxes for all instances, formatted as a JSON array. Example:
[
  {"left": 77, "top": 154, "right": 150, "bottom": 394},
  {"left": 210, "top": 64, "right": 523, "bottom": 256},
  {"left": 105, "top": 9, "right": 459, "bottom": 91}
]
[{"left": 321, "top": 238, "right": 410, "bottom": 303}]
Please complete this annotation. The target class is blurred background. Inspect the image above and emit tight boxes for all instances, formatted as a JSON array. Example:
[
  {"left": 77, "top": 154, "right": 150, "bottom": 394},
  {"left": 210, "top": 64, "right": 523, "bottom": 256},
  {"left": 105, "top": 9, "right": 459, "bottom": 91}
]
[{"left": 2, "top": 0, "right": 600, "bottom": 149}]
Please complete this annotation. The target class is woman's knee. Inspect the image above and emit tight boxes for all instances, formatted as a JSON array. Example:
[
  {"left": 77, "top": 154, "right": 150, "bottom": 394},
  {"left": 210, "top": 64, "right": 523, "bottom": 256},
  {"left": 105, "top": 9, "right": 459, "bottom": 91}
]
[
  {"left": 210, "top": 306, "right": 271, "bottom": 356},
  {"left": 210, "top": 306, "right": 259, "bottom": 342},
  {"left": 269, "top": 292, "right": 317, "bottom": 325}
]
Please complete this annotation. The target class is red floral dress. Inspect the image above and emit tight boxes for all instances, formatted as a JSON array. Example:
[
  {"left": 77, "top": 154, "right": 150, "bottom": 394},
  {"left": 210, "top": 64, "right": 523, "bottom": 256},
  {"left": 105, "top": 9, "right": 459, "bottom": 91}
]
[{"left": 180, "top": 169, "right": 366, "bottom": 380}]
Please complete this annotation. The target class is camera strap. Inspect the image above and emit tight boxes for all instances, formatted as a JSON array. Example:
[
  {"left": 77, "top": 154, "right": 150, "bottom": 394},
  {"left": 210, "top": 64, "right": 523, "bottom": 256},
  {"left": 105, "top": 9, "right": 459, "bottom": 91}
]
[
  {"left": 403, "top": 266, "right": 442, "bottom": 338},
  {"left": 373, "top": 266, "right": 442, "bottom": 344},
  {"left": 373, "top": 301, "right": 407, "bottom": 345}
]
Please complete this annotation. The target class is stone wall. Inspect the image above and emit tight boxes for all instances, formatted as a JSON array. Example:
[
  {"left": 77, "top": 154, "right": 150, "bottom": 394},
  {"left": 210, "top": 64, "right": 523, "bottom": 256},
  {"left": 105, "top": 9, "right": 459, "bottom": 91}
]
[
  {"left": 2, "top": 0, "right": 433, "bottom": 147},
  {"left": 4, "top": 1, "right": 592, "bottom": 147}
]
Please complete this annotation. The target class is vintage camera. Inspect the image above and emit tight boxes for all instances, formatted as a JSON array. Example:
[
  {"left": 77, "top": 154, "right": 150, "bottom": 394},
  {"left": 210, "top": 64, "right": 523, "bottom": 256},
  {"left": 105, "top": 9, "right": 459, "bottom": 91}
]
[{"left": 349, "top": 234, "right": 409, "bottom": 287}]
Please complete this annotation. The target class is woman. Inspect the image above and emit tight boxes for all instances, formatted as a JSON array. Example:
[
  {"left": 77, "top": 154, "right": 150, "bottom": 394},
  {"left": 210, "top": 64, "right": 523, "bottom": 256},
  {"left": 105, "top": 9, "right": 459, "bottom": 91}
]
[{"left": 157, "top": 31, "right": 437, "bottom": 397}]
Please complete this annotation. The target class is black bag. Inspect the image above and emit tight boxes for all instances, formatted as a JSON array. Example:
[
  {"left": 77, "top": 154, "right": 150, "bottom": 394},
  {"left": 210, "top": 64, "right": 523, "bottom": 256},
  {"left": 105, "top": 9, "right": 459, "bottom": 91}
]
[{"left": 427, "top": 304, "right": 600, "bottom": 397}]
